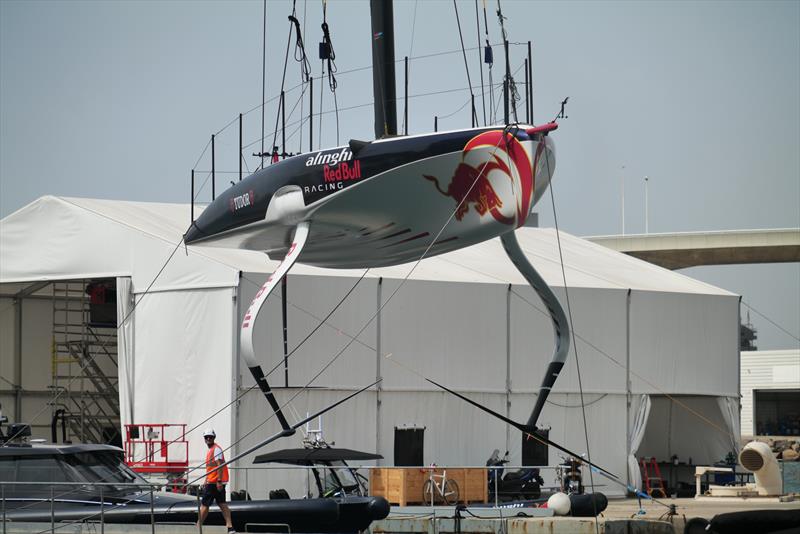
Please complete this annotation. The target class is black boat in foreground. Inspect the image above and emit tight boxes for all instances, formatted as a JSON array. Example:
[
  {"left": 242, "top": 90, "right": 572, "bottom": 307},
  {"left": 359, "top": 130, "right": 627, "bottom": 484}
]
[{"left": 0, "top": 423, "right": 389, "bottom": 532}]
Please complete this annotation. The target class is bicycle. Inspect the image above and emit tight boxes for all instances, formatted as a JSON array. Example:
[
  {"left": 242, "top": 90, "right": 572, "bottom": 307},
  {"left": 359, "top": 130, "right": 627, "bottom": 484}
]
[{"left": 422, "top": 464, "right": 459, "bottom": 505}]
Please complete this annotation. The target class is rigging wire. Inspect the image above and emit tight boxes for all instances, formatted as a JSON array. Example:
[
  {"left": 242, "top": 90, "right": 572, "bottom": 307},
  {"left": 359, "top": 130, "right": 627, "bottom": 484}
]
[
  {"left": 483, "top": 0, "right": 495, "bottom": 123},
  {"left": 475, "top": 0, "right": 487, "bottom": 126},
  {"left": 319, "top": 0, "right": 340, "bottom": 144},
  {"left": 544, "top": 138, "right": 601, "bottom": 531},
  {"left": 742, "top": 299, "right": 800, "bottom": 342},
  {"left": 453, "top": 0, "right": 478, "bottom": 126},
  {"left": 267, "top": 7, "right": 298, "bottom": 168},
  {"left": 289, "top": 1, "right": 312, "bottom": 83},
  {"left": 401, "top": 0, "right": 419, "bottom": 135},
  {"left": 260, "top": 0, "right": 267, "bottom": 166}
]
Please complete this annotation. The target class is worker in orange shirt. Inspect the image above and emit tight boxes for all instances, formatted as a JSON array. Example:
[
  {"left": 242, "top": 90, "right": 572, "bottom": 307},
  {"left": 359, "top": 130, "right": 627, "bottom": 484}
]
[{"left": 196, "top": 429, "right": 234, "bottom": 532}]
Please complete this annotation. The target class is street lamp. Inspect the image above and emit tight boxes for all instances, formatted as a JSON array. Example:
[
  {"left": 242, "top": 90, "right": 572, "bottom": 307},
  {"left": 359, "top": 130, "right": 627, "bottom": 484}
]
[
  {"left": 621, "top": 165, "right": 626, "bottom": 236},
  {"left": 644, "top": 175, "right": 650, "bottom": 234}
]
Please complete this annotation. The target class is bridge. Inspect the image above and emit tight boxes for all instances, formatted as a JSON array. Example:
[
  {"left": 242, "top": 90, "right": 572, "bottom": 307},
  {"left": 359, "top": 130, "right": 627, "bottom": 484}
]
[{"left": 586, "top": 229, "right": 800, "bottom": 270}]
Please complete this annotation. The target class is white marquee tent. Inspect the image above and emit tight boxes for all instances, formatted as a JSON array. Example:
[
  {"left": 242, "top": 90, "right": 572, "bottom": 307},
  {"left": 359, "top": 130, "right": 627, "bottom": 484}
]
[{"left": 0, "top": 196, "right": 741, "bottom": 497}]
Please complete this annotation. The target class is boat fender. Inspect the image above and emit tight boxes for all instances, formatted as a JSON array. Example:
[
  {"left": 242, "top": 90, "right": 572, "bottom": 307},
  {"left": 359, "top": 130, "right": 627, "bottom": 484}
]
[
  {"left": 544, "top": 492, "right": 570, "bottom": 516},
  {"left": 366, "top": 496, "right": 391, "bottom": 520},
  {"left": 568, "top": 493, "right": 608, "bottom": 517},
  {"left": 709, "top": 509, "right": 800, "bottom": 534}
]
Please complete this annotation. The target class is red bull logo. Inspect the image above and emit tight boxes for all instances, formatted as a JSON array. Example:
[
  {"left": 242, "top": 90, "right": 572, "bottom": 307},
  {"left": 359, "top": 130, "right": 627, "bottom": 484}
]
[{"left": 424, "top": 130, "right": 541, "bottom": 228}]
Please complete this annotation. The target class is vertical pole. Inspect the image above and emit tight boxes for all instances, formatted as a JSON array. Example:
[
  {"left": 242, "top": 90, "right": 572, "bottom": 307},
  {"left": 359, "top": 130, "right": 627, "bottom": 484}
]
[
  {"left": 282, "top": 277, "right": 289, "bottom": 387},
  {"left": 404, "top": 56, "right": 409, "bottom": 135},
  {"left": 50, "top": 486, "right": 54, "bottom": 533},
  {"left": 191, "top": 170, "right": 195, "bottom": 223},
  {"left": 2, "top": 484, "right": 6, "bottom": 534},
  {"left": 370, "top": 0, "right": 398, "bottom": 138},
  {"left": 524, "top": 58, "right": 529, "bottom": 124},
  {"left": 434, "top": 116, "right": 438, "bottom": 132},
  {"left": 625, "top": 289, "right": 632, "bottom": 490},
  {"left": 13, "top": 297, "right": 22, "bottom": 424},
  {"left": 239, "top": 113, "right": 243, "bottom": 181},
  {"left": 505, "top": 284, "right": 511, "bottom": 455},
  {"left": 471, "top": 94, "right": 476, "bottom": 128},
  {"left": 738, "top": 296, "right": 743, "bottom": 434},
  {"left": 211, "top": 134, "right": 216, "bottom": 200},
  {"left": 100, "top": 486, "right": 105, "bottom": 534},
  {"left": 309, "top": 76, "right": 314, "bottom": 152},
  {"left": 644, "top": 176, "right": 649, "bottom": 233},
  {"left": 621, "top": 165, "right": 625, "bottom": 235},
  {"left": 503, "top": 40, "right": 510, "bottom": 124},
  {"left": 376, "top": 278, "right": 383, "bottom": 465},
  {"left": 150, "top": 487, "right": 155, "bottom": 534},
  {"left": 281, "top": 91, "right": 286, "bottom": 157},
  {"left": 527, "top": 41, "right": 533, "bottom": 123}
]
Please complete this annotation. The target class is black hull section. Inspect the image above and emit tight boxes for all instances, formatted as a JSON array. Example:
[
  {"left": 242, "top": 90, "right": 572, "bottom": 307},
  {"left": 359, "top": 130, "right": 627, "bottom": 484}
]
[{"left": 5, "top": 496, "right": 390, "bottom": 533}]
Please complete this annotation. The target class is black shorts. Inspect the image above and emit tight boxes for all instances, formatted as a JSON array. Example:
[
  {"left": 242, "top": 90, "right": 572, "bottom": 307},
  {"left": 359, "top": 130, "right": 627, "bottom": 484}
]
[{"left": 201, "top": 483, "right": 227, "bottom": 506}]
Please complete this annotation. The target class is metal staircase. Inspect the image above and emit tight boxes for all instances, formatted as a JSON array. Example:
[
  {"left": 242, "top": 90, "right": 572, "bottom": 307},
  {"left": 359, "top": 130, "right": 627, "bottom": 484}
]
[{"left": 51, "top": 280, "right": 120, "bottom": 444}]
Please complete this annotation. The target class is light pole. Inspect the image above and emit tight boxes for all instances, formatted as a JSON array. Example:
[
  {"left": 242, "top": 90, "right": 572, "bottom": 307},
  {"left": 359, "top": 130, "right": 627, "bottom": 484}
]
[
  {"left": 621, "top": 165, "right": 626, "bottom": 235},
  {"left": 644, "top": 175, "right": 650, "bottom": 234}
]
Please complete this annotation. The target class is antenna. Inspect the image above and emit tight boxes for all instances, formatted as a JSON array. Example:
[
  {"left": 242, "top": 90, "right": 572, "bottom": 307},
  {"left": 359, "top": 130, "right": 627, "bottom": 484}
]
[
  {"left": 556, "top": 97, "right": 569, "bottom": 120},
  {"left": 305, "top": 413, "right": 324, "bottom": 446}
]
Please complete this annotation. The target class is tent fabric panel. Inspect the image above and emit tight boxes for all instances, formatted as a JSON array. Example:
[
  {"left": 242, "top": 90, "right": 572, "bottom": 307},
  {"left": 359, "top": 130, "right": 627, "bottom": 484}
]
[
  {"left": 128, "top": 287, "right": 235, "bottom": 469},
  {"left": 510, "top": 286, "right": 628, "bottom": 395},
  {"left": 629, "top": 292, "right": 739, "bottom": 396},
  {"left": 638, "top": 395, "right": 733, "bottom": 466},
  {"left": 0, "top": 197, "right": 241, "bottom": 291},
  {"left": 20, "top": 298, "right": 53, "bottom": 392},
  {"left": 509, "top": 392, "right": 628, "bottom": 496},
  {"left": 717, "top": 396, "right": 741, "bottom": 456},
  {"left": 0, "top": 196, "right": 133, "bottom": 283},
  {"left": 378, "top": 279, "right": 508, "bottom": 392},
  {"left": 627, "top": 394, "right": 651, "bottom": 491},
  {"left": 116, "top": 277, "right": 135, "bottom": 432},
  {"left": 241, "top": 273, "right": 380, "bottom": 390}
]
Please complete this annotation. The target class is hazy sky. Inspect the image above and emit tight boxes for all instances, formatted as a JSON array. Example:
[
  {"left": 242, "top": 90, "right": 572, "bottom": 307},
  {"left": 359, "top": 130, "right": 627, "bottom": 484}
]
[{"left": 1, "top": 0, "right": 798, "bottom": 349}]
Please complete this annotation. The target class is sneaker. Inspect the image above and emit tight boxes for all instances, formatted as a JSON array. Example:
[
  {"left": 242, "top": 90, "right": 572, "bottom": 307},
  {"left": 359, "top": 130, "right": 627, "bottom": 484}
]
[{"left": 227, "top": 529, "right": 236, "bottom": 534}]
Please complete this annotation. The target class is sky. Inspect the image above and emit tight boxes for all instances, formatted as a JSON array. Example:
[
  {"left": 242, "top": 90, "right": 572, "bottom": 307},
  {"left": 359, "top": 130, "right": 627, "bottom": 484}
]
[{"left": 1, "top": 0, "right": 798, "bottom": 350}]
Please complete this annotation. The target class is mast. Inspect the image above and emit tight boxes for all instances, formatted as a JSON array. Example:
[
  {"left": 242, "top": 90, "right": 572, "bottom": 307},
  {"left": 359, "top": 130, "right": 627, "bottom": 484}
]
[{"left": 370, "top": 0, "right": 397, "bottom": 138}]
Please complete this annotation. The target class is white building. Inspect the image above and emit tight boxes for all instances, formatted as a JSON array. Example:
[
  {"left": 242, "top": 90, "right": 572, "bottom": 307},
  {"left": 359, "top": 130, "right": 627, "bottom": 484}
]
[
  {"left": 0, "top": 196, "right": 742, "bottom": 497},
  {"left": 740, "top": 349, "right": 800, "bottom": 438}
]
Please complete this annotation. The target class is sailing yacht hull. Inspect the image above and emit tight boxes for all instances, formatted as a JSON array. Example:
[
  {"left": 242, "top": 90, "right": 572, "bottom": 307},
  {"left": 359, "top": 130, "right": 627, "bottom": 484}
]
[{"left": 184, "top": 125, "right": 556, "bottom": 268}]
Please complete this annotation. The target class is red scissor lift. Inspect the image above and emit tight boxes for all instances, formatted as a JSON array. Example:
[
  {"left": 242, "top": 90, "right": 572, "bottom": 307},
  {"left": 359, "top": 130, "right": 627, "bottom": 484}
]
[{"left": 125, "top": 423, "right": 189, "bottom": 492}]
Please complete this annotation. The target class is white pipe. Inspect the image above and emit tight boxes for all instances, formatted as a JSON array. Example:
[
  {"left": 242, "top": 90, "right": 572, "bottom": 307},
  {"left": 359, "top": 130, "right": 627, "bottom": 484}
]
[{"left": 739, "top": 440, "right": 782, "bottom": 496}]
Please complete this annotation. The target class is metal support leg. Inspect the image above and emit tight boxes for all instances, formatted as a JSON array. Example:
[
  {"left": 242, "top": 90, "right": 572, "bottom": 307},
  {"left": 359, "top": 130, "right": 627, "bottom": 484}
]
[
  {"left": 500, "top": 230, "right": 570, "bottom": 429},
  {"left": 240, "top": 222, "right": 310, "bottom": 433}
]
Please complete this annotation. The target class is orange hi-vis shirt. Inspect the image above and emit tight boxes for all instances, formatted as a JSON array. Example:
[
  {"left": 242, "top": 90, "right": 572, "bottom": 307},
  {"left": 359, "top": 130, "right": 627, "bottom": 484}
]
[{"left": 205, "top": 444, "right": 229, "bottom": 484}]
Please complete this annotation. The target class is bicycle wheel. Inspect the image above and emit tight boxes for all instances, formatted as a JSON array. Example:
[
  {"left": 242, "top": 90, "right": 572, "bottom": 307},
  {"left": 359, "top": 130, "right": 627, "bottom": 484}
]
[
  {"left": 443, "top": 479, "right": 459, "bottom": 505},
  {"left": 422, "top": 479, "right": 436, "bottom": 505}
]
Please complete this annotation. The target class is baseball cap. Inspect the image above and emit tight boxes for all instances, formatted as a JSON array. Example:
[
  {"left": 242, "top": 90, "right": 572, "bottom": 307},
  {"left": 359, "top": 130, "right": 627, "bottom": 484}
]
[{"left": 203, "top": 428, "right": 216, "bottom": 438}]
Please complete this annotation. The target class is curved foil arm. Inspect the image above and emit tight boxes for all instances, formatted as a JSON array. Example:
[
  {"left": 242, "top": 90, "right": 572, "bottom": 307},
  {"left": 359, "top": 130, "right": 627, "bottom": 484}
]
[
  {"left": 500, "top": 229, "right": 570, "bottom": 428},
  {"left": 240, "top": 221, "right": 310, "bottom": 432}
]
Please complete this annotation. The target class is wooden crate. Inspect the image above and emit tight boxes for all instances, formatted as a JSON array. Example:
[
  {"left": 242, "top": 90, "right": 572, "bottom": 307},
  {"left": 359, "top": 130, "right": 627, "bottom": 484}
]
[
  {"left": 370, "top": 467, "right": 487, "bottom": 505},
  {"left": 369, "top": 467, "right": 425, "bottom": 506},
  {"left": 447, "top": 467, "right": 488, "bottom": 503}
]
